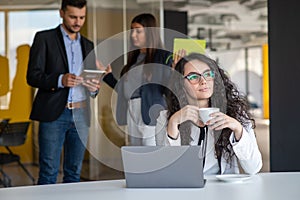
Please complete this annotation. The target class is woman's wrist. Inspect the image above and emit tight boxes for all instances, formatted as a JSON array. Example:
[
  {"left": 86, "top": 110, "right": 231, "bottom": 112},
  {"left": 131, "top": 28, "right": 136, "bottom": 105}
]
[
  {"left": 234, "top": 124, "right": 243, "bottom": 141},
  {"left": 167, "top": 116, "right": 180, "bottom": 139},
  {"left": 167, "top": 133, "right": 179, "bottom": 140}
]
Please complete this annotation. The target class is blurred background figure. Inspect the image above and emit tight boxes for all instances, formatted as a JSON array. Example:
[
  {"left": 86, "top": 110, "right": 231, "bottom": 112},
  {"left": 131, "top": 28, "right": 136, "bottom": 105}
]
[{"left": 102, "top": 13, "right": 173, "bottom": 146}]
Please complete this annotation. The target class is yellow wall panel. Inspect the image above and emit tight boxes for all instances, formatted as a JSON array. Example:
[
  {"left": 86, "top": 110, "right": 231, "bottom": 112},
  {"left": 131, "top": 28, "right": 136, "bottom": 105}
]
[
  {"left": 0, "top": 44, "right": 33, "bottom": 163},
  {"left": 262, "top": 44, "right": 269, "bottom": 119}
]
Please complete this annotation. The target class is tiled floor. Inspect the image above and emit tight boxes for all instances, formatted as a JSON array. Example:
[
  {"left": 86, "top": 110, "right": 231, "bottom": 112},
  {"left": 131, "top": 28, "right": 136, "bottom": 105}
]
[{"left": 0, "top": 117, "right": 269, "bottom": 188}]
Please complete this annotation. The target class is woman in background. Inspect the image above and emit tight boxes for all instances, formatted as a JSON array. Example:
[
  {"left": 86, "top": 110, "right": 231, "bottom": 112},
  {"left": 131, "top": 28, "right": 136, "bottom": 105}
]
[
  {"left": 156, "top": 53, "right": 262, "bottom": 174},
  {"left": 103, "top": 13, "right": 172, "bottom": 146}
]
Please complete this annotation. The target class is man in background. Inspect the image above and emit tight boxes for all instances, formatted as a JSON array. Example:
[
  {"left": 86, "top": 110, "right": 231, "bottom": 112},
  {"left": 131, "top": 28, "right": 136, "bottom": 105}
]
[{"left": 27, "top": 0, "right": 100, "bottom": 184}]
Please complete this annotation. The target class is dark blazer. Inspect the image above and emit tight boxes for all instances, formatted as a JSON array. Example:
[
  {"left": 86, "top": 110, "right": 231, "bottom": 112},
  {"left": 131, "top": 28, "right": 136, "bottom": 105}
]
[
  {"left": 27, "top": 26, "right": 96, "bottom": 122},
  {"left": 103, "top": 49, "right": 172, "bottom": 126}
]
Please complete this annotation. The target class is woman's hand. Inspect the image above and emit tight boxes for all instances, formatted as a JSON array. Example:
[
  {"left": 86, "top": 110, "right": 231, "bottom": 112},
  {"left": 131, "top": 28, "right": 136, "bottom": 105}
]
[
  {"left": 96, "top": 59, "right": 112, "bottom": 74},
  {"left": 207, "top": 112, "right": 243, "bottom": 141},
  {"left": 167, "top": 105, "right": 204, "bottom": 139},
  {"left": 105, "top": 64, "right": 112, "bottom": 74},
  {"left": 172, "top": 49, "right": 187, "bottom": 69}
]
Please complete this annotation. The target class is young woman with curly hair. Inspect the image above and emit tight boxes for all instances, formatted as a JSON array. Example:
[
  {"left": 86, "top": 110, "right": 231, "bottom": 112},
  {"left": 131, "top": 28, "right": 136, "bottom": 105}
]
[{"left": 155, "top": 53, "right": 262, "bottom": 175}]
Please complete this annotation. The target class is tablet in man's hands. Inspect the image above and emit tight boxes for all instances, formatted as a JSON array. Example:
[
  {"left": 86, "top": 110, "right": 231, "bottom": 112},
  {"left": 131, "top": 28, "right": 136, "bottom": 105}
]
[{"left": 80, "top": 69, "right": 105, "bottom": 82}]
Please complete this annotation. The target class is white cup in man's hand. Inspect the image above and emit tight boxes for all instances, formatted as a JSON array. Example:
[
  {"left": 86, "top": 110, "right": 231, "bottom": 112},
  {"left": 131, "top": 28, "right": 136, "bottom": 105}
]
[{"left": 199, "top": 107, "right": 220, "bottom": 124}]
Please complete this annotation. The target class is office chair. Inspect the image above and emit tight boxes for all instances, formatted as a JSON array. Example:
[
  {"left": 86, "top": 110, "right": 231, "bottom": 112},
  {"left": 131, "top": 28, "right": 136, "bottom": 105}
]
[{"left": 0, "top": 121, "right": 35, "bottom": 187}]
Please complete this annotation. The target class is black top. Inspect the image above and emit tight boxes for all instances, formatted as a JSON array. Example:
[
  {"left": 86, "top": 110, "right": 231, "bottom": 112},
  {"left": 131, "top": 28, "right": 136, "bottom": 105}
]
[{"left": 103, "top": 49, "right": 173, "bottom": 126}]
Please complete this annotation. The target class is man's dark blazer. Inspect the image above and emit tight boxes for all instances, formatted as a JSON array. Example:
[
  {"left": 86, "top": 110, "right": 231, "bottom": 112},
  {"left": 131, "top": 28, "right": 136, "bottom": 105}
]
[{"left": 27, "top": 25, "right": 96, "bottom": 122}]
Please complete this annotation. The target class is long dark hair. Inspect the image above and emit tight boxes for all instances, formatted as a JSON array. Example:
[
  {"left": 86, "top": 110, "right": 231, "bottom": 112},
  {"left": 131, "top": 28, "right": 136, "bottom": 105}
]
[
  {"left": 121, "top": 13, "right": 164, "bottom": 76},
  {"left": 166, "top": 53, "right": 255, "bottom": 163}
]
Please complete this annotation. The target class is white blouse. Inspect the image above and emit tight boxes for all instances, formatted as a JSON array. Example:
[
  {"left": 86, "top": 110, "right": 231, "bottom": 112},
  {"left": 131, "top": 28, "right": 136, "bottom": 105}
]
[{"left": 155, "top": 110, "right": 263, "bottom": 175}]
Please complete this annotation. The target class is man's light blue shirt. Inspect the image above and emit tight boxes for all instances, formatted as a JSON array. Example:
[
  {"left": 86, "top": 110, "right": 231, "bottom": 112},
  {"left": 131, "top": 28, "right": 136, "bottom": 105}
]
[{"left": 58, "top": 25, "right": 86, "bottom": 103}]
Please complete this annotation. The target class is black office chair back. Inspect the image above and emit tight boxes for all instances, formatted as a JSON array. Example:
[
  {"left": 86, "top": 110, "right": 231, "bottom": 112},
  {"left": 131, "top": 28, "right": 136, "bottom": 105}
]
[
  {"left": 0, "top": 118, "right": 10, "bottom": 133},
  {"left": 0, "top": 122, "right": 30, "bottom": 146},
  {"left": 0, "top": 121, "right": 35, "bottom": 186}
]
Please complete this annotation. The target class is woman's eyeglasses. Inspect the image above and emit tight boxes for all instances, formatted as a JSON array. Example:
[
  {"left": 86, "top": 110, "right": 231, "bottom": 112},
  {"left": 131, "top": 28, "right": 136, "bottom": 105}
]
[{"left": 184, "top": 70, "right": 215, "bottom": 84}]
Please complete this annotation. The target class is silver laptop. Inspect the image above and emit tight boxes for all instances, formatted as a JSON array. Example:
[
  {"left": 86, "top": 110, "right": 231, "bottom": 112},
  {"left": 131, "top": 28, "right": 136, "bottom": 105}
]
[{"left": 121, "top": 145, "right": 205, "bottom": 188}]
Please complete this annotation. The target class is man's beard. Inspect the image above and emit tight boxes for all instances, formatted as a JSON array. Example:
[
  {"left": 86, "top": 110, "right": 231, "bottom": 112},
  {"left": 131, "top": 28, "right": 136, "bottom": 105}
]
[{"left": 65, "top": 24, "right": 81, "bottom": 34}]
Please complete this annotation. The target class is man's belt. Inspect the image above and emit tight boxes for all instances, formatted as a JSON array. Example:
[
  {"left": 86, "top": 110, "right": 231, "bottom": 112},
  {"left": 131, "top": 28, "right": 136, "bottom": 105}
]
[{"left": 66, "top": 101, "right": 87, "bottom": 109}]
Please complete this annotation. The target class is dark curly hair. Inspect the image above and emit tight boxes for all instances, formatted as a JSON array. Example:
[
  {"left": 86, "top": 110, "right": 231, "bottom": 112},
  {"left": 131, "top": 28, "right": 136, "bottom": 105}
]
[{"left": 166, "top": 53, "right": 255, "bottom": 164}]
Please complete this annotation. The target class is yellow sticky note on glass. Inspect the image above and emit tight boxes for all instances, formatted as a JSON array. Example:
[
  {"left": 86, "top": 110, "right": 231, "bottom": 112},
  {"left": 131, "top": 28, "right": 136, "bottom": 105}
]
[{"left": 173, "top": 38, "right": 206, "bottom": 57}]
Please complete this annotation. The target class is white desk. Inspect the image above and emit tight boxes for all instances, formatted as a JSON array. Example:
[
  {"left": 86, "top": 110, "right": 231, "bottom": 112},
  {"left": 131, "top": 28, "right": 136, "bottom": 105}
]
[{"left": 0, "top": 172, "right": 299, "bottom": 200}]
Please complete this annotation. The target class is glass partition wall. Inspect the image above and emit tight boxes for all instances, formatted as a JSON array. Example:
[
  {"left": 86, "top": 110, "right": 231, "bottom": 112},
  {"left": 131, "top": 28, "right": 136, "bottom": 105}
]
[
  {"left": 84, "top": 0, "right": 163, "bottom": 181},
  {"left": 0, "top": 10, "right": 60, "bottom": 110},
  {"left": 0, "top": 8, "right": 61, "bottom": 178},
  {"left": 0, "top": 0, "right": 268, "bottom": 186},
  {"left": 0, "top": 0, "right": 165, "bottom": 184},
  {"left": 85, "top": 0, "right": 269, "bottom": 180}
]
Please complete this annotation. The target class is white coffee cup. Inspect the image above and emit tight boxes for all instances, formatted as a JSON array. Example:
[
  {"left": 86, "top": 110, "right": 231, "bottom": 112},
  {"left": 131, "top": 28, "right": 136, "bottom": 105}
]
[{"left": 199, "top": 107, "right": 220, "bottom": 124}]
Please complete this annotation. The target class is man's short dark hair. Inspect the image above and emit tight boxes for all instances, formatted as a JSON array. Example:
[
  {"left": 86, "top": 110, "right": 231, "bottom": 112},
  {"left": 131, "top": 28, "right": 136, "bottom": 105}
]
[{"left": 61, "top": 0, "right": 87, "bottom": 11}]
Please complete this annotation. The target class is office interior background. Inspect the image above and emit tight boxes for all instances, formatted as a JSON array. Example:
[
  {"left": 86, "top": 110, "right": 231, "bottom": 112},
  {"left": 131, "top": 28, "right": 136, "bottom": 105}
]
[{"left": 3, "top": 0, "right": 295, "bottom": 187}]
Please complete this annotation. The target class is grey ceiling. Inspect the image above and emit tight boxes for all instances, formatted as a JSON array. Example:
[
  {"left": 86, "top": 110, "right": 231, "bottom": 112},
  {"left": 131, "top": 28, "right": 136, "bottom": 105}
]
[{"left": 0, "top": 0, "right": 267, "bottom": 49}]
